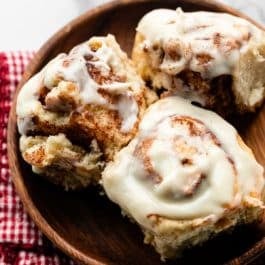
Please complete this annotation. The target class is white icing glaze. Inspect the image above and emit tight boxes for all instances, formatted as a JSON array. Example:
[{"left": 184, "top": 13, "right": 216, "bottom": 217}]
[
  {"left": 17, "top": 35, "right": 140, "bottom": 133},
  {"left": 136, "top": 8, "right": 264, "bottom": 79},
  {"left": 103, "top": 97, "right": 264, "bottom": 229},
  {"left": 117, "top": 93, "right": 139, "bottom": 132},
  {"left": 16, "top": 72, "right": 43, "bottom": 134},
  {"left": 44, "top": 53, "right": 105, "bottom": 105}
]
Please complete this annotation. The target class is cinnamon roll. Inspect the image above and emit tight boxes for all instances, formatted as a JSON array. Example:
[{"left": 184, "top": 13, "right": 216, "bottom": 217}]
[
  {"left": 17, "top": 34, "right": 156, "bottom": 189},
  {"left": 102, "top": 96, "right": 265, "bottom": 259},
  {"left": 132, "top": 8, "right": 265, "bottom": 116}
]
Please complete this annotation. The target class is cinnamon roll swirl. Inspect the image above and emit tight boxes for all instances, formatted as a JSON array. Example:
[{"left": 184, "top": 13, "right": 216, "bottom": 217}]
[
  {"left": 17, "top": 34, "right": 156, "bottom": 189},
  {"left": 132, "top": 9, "right": 265, "bottom": 116},
  {"left": 102, "top": 97, "right": 265, "bottom": 259}
]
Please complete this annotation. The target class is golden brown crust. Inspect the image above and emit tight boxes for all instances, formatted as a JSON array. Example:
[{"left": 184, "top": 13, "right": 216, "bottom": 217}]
[
  {"left": 141, "top": 202, "right": 264, "bottom": 260},
  {"left": 20, "top": 134, "right": 104, "bottom": 190}
]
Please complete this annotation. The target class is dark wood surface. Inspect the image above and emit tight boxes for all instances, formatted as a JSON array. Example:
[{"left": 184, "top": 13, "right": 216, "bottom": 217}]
[{"left": 7, "top": 0, "right": 265, "bottom": 264}]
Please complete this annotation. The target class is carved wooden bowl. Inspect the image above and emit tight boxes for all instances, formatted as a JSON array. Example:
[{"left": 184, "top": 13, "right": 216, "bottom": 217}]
[{"left": 7, "top": 0, "right": 265, "bottom": 264}]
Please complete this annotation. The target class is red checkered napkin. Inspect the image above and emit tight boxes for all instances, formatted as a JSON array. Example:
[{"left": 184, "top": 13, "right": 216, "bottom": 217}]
[{"left": 0, "top": 52, "right": 74, "bottom": 265}]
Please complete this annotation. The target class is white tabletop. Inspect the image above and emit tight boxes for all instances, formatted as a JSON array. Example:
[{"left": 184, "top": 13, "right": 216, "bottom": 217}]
[{"left": 1, "top": 0, "right": 265, "bottom": 51}]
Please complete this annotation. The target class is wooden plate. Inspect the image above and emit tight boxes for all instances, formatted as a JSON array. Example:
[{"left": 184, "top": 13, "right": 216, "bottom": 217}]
[{"left": 7, "top": 0, "right": 265, "bottom": 264}]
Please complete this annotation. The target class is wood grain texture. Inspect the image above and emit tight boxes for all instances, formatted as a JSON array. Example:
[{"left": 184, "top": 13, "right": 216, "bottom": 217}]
[{"left": 7, "top": 0, "right": 265, "bottom": 264}]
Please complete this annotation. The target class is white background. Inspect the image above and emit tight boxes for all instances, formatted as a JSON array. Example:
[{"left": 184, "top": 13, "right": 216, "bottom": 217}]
[{"left": 1, "top": 0, "right": 265, "bottom": 51}]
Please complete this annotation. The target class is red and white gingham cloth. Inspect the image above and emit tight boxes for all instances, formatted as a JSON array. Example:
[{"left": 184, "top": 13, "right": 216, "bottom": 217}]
[{"left": 0, "top": 52, "right": 74, "bottom": 265}]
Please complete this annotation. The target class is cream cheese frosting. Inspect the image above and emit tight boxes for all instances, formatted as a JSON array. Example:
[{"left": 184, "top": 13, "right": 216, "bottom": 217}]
[
  {"left": 136, "top": 8, "right": 264, "bottom": 79},
  {"left": 102, "top": 97, "right": 264, "bottom": 230},
  {"left": 16, "top": 34, "right": 140, "bottom": 134},
  {"left": 16, "top": 72, "right": 44, "bottom": 134}
]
